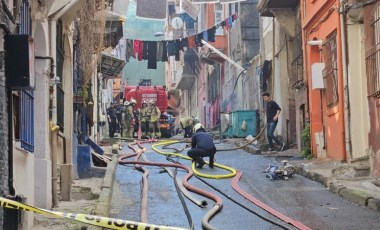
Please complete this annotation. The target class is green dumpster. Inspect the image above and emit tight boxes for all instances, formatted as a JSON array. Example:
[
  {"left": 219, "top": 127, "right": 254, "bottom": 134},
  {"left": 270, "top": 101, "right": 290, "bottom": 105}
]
[{"left": 230, "top": 110, "right": 260, "bottom": 137}]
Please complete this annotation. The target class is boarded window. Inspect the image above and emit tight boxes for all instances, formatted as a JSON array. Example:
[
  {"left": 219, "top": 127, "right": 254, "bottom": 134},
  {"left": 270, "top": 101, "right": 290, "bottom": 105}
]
[
  {"left": 365, "top": 3, "right": 380, "bottom": 98},
  {"left": 322, "top": 31, "right": 339, "bottom": 108}
]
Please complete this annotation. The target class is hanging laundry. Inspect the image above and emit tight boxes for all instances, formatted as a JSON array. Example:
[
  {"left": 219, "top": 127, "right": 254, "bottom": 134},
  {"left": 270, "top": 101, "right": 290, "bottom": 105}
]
[
  {"left": 181, "top": 37, "right": 188, "bottom": 49},
  {"left": 188, "top": 36, "right": 195, "bottom": 48},
  {"left": 133, "top": 40, "right": 143, "bottom": 61},
  {"left": 156, "top": 41, "right": 163, "bottom": 60},
  {"left": 207, "top": 26, "right": 216, "bottom": 42},
  {"left": 228, "top": 16, "right": 233, "bottom": 29},
  {"left": 175, "top": 40, "right": 180, "bottom": 61},
  {"left": 142, "top": 41, "right": 148, "bottom": 60},
  {"left": 195, "top": 33, "right": 204, "bottom": 46},
  {"left": 225, "top": 18, "right": 230, "bottom": 30},
  {"left": 147, "top": 41, "right": 157, "bottom": 69},
  {"left": 126, "top": 39, "right": 134, "bottom": 62},
  {"left": 162, "top": 41, "right": 168, "bottom": 62},
  {"left": 167, "top": 40, "right": 177, "bottom": 56},
  {"left": 203, "top": 30, "right": 208, "bottom": 42}
]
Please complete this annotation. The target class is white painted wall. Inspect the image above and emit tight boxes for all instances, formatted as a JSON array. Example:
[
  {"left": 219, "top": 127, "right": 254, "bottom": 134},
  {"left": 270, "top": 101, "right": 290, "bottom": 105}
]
[{"left": 347, "top": 23, "right": 369, "bottom": 159}]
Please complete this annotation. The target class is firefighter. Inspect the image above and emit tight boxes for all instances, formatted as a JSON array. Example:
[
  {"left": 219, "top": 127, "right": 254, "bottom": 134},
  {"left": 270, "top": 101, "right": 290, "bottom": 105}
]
[
  {"left": 140, "top": 100, "right": 149, "bottom": 138},
  {"left": 120, "top": 100, "right": 128, "bottom": 137},
  {"left": 148, "top": 100, "right": 161, "bottom": 138},
  {"left": 187, "top": 123, "right": 216, "bottom": 168},
  {"left": 180, "top": 116, "right": 198, "bottom": 138},
  {"left": 124, "top": 99, "right": 136, "bottom": 138}
]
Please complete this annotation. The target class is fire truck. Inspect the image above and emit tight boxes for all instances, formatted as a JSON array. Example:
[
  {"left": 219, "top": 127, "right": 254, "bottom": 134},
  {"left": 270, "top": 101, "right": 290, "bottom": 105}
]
[{"left": 124, "top": 85, "right": 174, "bottom": 138}]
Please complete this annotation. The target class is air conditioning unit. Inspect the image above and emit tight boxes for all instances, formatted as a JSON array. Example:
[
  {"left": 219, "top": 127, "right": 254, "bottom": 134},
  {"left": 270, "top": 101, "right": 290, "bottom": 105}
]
[{"left": 311, "top": 63, "right": 325, "bottom": 90}]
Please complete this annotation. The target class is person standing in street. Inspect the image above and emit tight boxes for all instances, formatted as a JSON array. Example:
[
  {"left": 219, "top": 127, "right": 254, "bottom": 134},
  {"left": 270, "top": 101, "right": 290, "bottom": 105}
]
[
  {"left": 139, "top": 100, "right": 149, "bottom": 138},
  {"left": 124, "top": 99, "right": 136, "bottom": 138},
  {"left": 107, "top": 102, "right": 118, "bottom": 138},
  {"left": 148, "top": 100, "right": 161, "bottom": 138},
  {"left": 187, "top": 123, "right": 216, "bottom": 168},
  {"left": 262, "top": 92, "right": 286, "bottom": 151}
]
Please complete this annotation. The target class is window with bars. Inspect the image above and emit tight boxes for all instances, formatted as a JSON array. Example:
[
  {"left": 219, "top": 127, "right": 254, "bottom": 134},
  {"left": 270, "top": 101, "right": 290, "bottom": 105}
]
[
  {"left": 56, "top": 19, "right": 65, "bottom": 132},
  {"left": 16, "top": 0, "right": 34, "bottom": 152},
  {"left": 322, "top": 31, "right": 339, "bottom": 108},
  {"left": 365, "top": 3, "right": 380, "bottom": 98}
]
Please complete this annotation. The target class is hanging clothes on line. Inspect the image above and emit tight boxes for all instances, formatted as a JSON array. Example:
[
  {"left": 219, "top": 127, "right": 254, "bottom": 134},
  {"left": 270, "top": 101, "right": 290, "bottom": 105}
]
[{"left": 147, "top": 41, "right": 157, "bottom": 69}]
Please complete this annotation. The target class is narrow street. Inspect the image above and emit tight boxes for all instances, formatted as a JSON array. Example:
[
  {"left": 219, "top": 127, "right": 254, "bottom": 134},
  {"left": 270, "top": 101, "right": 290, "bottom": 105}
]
[{"left": 109, "top": 140, "right": 380, "bottom": 230}]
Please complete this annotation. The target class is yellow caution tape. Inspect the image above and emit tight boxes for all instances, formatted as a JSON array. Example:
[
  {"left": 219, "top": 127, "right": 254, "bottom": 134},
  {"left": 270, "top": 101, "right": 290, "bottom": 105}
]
[{"left": 0, "top": 197, "right": 188, "bottom": 230}]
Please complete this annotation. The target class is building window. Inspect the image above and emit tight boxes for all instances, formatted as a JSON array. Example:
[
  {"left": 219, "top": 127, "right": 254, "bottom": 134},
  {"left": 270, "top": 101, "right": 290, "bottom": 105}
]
[
  {"left": 15, "top": 0, "right": 34, "bottom": 152},
  {"left": 215, "top": 3, "right": 224, "bottom": 35},
  {"left": 365, "top": 3, "right": 380, "bottom": 98},
  {"left": 322, "top": 31, "right": 339, "bottom": 108},
  {"left": 56, "top": 19, "right": 65, "bottom": 132}
]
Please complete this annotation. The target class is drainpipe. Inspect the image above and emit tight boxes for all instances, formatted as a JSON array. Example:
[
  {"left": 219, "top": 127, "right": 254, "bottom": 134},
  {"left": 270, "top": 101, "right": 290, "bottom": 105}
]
[
  {"left": 339, "top": 0, "right": 352, "bottom": 159},
  {"left": 51, "top": 124, "right": 60, "bottom": 207}
]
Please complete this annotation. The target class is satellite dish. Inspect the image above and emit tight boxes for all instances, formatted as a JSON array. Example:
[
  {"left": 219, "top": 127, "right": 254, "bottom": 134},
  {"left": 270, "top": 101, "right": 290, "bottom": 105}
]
[{"left": 171, "top": 17, "right": 183, "bottom": 30}]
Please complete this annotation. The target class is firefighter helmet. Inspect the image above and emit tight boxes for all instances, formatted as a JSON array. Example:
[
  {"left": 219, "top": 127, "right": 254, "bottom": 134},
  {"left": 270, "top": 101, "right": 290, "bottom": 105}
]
[
  {"left": 130, "top": 98, "right": 137, "bottom": 105},
  {"left": 149, "top": 100, "right": 155, "bottom": 105},
  {"left": 193, "top": 123, "right": 204, "bottom": 133},
  {"left": 124, "top": 101, "right": 129, "bottom": 106}
]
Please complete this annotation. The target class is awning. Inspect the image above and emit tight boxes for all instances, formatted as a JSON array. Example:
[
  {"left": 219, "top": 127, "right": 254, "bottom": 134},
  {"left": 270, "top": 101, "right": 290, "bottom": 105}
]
[
  {"left": 98, "top": 53, "right": 126, "bottom": 78},
  {"left": 48, "top": 0, "right": 71, "bottom": 17}
]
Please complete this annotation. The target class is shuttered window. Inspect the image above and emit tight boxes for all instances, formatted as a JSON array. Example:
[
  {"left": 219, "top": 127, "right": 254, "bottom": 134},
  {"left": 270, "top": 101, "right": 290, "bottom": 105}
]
[{"left": 322, "top": 31, "right": 339, "bottom": 108}]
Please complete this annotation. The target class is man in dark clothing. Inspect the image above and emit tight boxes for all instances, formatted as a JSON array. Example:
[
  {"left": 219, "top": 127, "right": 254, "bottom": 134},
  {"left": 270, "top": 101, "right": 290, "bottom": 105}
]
[
  {"left": 107, "top": 103, "right": 118, "bottom": 138},
  {"left": 262, "top": 92, "right": 285, "bottom": 151},
  {"left": 187, "top": 123, "right": 216, "bottom": 168}
]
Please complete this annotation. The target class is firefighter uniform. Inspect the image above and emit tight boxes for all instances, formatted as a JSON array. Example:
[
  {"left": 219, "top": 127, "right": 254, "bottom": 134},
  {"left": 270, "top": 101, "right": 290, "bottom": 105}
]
[
  {"left": 123, "top": 99, "right": 136, "bottom": 138},
  {"left": 180, "top": 117, "right": 196, "bottom": 138},
  {"left": 139, "top": 101, "right": 149, "bottom": 138},
  {"left": 148, "top": 100, "right": 161, "bottom": 138}
]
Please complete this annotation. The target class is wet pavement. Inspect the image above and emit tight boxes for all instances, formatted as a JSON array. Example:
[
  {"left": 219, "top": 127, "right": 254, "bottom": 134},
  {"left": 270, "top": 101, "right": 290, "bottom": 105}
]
[{"left": 109, "top": 139, "right": 380, "bottom": 230}]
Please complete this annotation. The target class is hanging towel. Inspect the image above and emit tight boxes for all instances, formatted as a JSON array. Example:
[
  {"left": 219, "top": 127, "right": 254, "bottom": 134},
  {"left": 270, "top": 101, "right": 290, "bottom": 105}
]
[
  {"left": 203, "top": 30, "right": 208, "bottom": 42},
  {"left": 156, "top": 41, "right": 163, "bottom": 60},
  {"left": 207, "top": 26, "right": 216, "bottom": 42},
  {"left": 228, "top": 16, "right": 233, "bottom": 29},
  {"left": 147, "top": 41, "right": 157, "bottom": 69},
  {"left": 188, "top": 36, "right": 195, "bottom": 48},
  {"left": 181, "top": 37, "right": 188, "bottom": 49},
  {"left": 175, "top": 40, "right": 181, "bottom": 61},
  {"left": 195, "top": 33, "right": 203, "bottom": 47},
  {"left": 162, "top": 41, "right": 168, "bottom": 62},
  {"left": 133, "top": 40, "right": 143, "bottom": 61},
  {"left": 126, "top": 39, "right": 134, "bottom": 62},
  {"left": 142, "top": 41, "right": 148, "bottom": 60}
]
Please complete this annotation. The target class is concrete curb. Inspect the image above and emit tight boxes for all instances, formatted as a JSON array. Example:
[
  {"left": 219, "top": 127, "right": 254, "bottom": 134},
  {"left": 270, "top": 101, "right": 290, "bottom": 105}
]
[
  {"left": 295, "top": 165, "right": 380, "bottom": 212},
  {"left": 93, "top": 154, "right": 118, "bottom": 217}
]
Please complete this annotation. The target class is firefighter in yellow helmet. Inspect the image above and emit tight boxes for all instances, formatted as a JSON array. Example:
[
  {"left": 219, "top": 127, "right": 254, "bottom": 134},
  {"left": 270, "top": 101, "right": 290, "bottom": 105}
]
[
  {"left": 124, "top": 98, "right": 136, "bottom": 138},
  {"left": 147, "top": 100, "right": 161, "bottom": 138},
  {"left": 140, "top": 100, "right": 149, "bottom": 138}
]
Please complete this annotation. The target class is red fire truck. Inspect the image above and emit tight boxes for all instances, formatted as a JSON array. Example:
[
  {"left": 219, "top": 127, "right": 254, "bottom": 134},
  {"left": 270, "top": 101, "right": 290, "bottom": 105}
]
[{"left": 124, "top": 85, "right": 174, "bottom": 138}]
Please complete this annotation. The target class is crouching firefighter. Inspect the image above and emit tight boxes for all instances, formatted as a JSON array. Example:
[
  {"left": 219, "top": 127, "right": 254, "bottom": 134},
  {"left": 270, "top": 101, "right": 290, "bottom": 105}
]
[{"left": 187, "top": 123, "right": 216, "bottom": 168}]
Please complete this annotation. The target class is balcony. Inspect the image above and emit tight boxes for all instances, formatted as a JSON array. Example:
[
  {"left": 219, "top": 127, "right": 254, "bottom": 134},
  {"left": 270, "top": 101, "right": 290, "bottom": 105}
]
[
  {"left": 176, "top": 49, "right": 200, "bottom": 90},
  {"left": 257, "top": 0, "right": 299, "bottom": 17}
]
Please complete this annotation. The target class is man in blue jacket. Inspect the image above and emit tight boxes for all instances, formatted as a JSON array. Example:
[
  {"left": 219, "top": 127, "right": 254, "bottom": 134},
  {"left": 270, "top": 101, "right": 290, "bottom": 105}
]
[{"left": 187, "top": 123, "right": 216, "bottom": 168}]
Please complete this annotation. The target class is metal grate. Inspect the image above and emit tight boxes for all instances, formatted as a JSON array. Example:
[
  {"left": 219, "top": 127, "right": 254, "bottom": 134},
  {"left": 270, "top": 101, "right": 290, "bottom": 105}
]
[
  {"left": 365, "top": 3, "right": 380, "bottom": 98},
  {"left": 322, "top": 31, "right": 339, "bottom": 107},
  {"left": 18, "top": 0, "right": 34, "bottom": 152}
]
